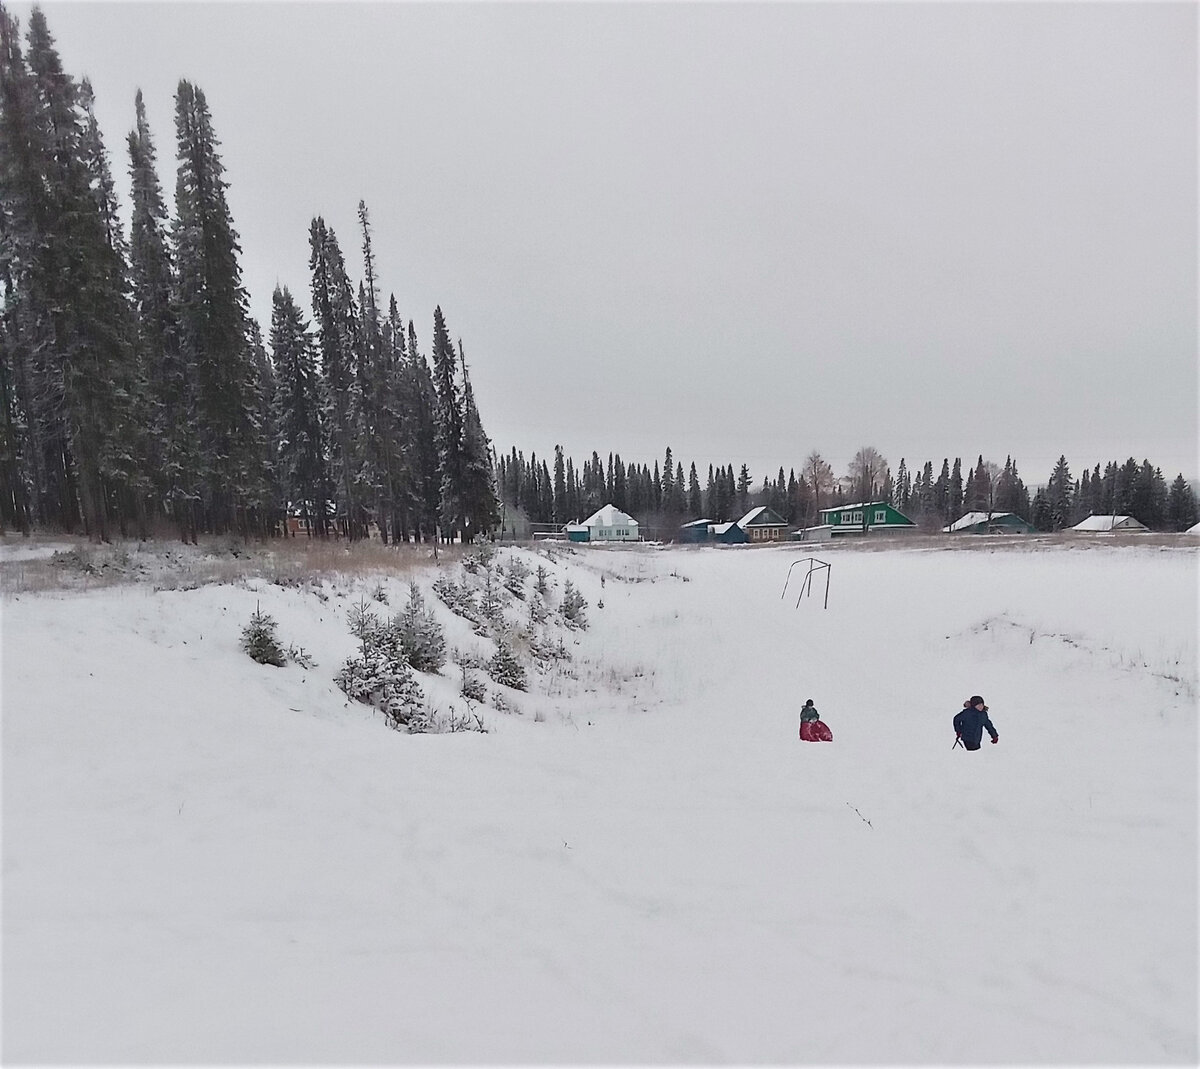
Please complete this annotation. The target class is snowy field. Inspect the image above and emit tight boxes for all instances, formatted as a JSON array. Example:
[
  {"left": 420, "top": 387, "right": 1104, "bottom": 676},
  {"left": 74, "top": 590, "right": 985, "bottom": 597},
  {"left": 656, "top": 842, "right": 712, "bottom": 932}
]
[{"left": 2, "top": 535, "right": 1196, "bottom": 1064}]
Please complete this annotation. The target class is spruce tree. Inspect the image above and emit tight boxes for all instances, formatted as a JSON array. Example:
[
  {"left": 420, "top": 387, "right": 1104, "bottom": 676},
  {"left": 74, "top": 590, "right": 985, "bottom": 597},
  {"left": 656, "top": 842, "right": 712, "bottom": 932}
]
[
  {"left": 173, "top": 80, "right": 259, "bottom": 534},
  {"left": 687, "top": 462, "right": 702, "bottom": 517},
  {"left": 271, "top": 285, "right": 330, "bottom": 537},
  {"left": 0, "top": 5, "right": 41, "bottom": 532},
  {"left": 14, "top": 9, "right": 139, "bottom": 539},
  {"left": 1167, "top": 474, "right": 1197, "bottom": 531},
  {"left": 736, "top": 464, "right": 751, "bottom": 516},
  {"left": 458, "top": 343, "right": 499, "bottom": 541},
  {"left": 406, "top": 320, "right": 440, "bottom": 541},
  {"left": 933, "top": 459, "right": 950, "bottom": 520},
  {"left": 354, "top": 202, "right": 404, "bottom": 542},
  {"left": 430, "top": 305, "right": 464, "bottom": 541},
  {"left": 553, "top": 445, "right": 566, "bottom": 523},
  {"left": 308, "top": 217, "right": 364, "bottom": 538},
  {"left": 1047, "top": 455, "right": 1073, "bottom": 530},
  {"left": 947, "top": 458, "right": 963, "bottom": 522},
  {"left": 127, "top": 88, "right": 199, "bottom": 540}
]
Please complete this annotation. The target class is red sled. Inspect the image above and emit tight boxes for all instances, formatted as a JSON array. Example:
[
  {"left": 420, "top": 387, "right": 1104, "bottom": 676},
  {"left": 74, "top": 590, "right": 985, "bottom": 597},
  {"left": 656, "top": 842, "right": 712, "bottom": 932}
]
[{"left": 800, "top": 720, "right": 833, "bottom": 742}]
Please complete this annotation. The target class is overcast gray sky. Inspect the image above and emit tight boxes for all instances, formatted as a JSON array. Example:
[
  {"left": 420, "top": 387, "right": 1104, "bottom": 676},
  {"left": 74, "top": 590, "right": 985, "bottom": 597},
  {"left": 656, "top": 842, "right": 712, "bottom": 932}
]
[{"left": 18, "top": 1, "right": 1199, "bottom": 483}]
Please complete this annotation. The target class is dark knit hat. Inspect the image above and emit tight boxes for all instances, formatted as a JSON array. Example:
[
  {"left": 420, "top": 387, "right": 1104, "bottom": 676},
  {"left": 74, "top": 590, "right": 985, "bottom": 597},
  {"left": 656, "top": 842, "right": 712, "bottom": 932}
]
[{"left": 969, "top": 695, "right": 985, "bottom": 705}]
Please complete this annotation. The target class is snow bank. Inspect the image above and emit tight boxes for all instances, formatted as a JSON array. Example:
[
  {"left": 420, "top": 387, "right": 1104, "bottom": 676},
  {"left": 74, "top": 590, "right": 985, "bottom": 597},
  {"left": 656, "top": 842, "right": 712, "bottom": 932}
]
[{"left": 2, "top": 540, "right": 1195, "bottom": 1063}]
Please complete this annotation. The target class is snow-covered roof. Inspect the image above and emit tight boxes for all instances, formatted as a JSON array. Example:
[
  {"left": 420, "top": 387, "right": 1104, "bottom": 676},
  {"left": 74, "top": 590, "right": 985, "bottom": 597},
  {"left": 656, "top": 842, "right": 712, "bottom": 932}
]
[
  {"left": 821, "top": 502, "right": 886, "bottom": 512},
  {"left": 709, "top": 522, "right": 736, "bottom": 535},
  {"left": 1070, "top": 514, "right": 1148, "bottom": 532},
  {"left": 680, "top": 518, "right": 712, "bottom": 528},
  {"left": 944, "top": 511, "right": 1019, "bottom": 532},
  {"left": 1187, "top": 522, "right": 1200, "bottom": 535},
  {"left": 581, "top": 504, "right": 638, "bottom": 529},
  {"left": 736, "top": 506, "right": 787, "bottom": 528}
]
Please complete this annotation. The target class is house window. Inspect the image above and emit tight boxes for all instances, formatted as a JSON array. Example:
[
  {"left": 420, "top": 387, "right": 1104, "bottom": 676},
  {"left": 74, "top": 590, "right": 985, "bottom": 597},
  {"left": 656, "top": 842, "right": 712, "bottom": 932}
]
[
  {"left": 853, "top": 511, "right": 863, "bottom": 524},
  {"left": 874, "top": 510, "right": 886, "bottom": 524},
  {"left": 841, "top": 512, "right": 851, "bottom": 524}
]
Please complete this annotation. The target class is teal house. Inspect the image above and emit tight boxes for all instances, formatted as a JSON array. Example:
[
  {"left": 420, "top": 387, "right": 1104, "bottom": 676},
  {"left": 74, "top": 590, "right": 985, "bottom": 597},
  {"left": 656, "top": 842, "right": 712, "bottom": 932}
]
[
  {"left": 679, "top": 518, "right": 713, "bottom": 544},
  {"left": 944, "top": 511, "right": 1034, "bottom": 534},
  {"left": 818, "top": 501, "right": 916, "bottom": 536}
]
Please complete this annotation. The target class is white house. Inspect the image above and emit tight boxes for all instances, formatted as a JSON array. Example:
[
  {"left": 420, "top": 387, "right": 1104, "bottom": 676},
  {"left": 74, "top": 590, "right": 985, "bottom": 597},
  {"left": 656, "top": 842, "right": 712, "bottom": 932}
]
[
  {"left": 1070, "top": 514, "right": 1149, "bottom": 533},
  {"left": 1186, "top": 521, "right": 1200, "bottom": 535},
  {"left": 569, "top": 504, "right": 640, "bottom": 543}
]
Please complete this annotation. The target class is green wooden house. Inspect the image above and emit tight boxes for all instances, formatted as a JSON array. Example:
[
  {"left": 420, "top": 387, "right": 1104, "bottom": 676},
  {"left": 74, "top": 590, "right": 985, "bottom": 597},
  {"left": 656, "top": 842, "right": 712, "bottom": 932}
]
[{"left": 818, "top": 501, "right": 916, "bottom": 536}]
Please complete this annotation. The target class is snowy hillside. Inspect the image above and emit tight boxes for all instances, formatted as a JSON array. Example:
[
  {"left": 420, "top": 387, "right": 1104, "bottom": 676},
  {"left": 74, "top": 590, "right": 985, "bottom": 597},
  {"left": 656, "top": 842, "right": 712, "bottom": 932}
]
[{"left": 2, "top": 536, "right": 1196, "bottom": 1064}]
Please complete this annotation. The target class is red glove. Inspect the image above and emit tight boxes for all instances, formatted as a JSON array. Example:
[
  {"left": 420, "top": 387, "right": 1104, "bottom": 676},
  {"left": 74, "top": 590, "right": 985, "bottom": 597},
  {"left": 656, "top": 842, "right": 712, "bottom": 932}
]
[{"left": 991, "top": 736, "right": 999, "bottom": 744}]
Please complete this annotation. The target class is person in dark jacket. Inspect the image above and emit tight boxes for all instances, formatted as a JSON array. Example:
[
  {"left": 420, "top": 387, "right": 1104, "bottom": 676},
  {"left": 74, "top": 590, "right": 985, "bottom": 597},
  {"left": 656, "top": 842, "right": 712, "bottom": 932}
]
[
  {"left": 799, "top": 698, "right": 832, "bottom": 741},
  {"left": 953, "top": 696, "right": 998, "bottom": 750}
]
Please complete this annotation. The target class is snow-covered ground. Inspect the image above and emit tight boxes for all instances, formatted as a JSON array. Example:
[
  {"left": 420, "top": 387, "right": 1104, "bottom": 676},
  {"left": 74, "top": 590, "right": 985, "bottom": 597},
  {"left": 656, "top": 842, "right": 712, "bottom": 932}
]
[{"left": 2, "top": 536, "right": 1196, "bottom": 1064}]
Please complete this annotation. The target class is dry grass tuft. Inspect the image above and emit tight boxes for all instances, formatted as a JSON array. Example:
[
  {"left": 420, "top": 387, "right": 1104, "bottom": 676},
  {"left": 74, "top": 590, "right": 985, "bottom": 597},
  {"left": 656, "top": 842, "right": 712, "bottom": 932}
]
[{"left": 0, "top": 535, "right": 470, "bottom": 596}]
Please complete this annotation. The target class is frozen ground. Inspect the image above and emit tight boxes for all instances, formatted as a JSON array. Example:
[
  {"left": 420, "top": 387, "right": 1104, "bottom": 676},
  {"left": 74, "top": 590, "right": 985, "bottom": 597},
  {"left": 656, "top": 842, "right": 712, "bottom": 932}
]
[{"left": 2, "top": 536, "right": 1196, "bottom": 1064}]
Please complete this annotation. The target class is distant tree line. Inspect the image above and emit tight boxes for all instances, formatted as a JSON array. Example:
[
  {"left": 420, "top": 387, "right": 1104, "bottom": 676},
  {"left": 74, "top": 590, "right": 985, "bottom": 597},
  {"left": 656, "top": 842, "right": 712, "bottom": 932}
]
[
  {"left": 497, "top": 445, "right": 1197, "bottom": 536},
  {"left": 0, "top": 4, "right": 498, "bottom": 542}
]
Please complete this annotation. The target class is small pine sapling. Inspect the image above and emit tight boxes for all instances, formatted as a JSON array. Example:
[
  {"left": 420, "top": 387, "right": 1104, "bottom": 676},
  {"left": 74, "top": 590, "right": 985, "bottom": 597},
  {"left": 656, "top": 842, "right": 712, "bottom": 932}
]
[
  {"left": 241, "top": 603, "right": 286, "bottom": 666},
  {"left": 504, "top": 556, "right": 530, "bottom": 599},
  {"left": 395, "top": 581, "right": 447, "bottom": 672},
  {"left": 560, "top": 579, "right": 588, "bottom": 629},
  {"left": 460, "top": 666, "right": 488, "bottom": 702},
  {"left": 488, "top": 637, "right": 528, "bottom": 691}
]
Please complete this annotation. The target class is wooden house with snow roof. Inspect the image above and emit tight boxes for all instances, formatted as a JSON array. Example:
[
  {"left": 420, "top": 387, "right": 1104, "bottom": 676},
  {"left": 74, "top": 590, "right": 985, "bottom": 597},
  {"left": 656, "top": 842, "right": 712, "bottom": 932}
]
[
  {"left": 681, "top": 507, "right": 790, "bottom": 544},
  {"left": 734, "top": 506, "right": 790, "bottom": 543}
]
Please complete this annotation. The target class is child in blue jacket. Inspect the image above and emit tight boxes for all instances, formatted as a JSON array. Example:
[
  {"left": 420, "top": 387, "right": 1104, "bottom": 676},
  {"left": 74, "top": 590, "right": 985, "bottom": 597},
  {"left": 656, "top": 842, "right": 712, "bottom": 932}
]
[{"left": 954, "top": 696, "right": 998, "bottom": 750}]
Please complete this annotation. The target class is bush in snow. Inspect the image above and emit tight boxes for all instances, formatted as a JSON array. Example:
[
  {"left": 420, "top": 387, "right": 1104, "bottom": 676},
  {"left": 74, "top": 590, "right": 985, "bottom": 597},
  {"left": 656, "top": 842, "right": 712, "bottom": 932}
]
[
  {"left": 487, "top": 636, "right": 528, "bottom": 691},
  {"left": 432, "top": 575, "right": 481, "bottom": 625},
  {"left": 478, "top": 561, "right": 508, "bottom": 623},
  {"left": 461, "top": 545, "right": 495, "bottom": 574},
  {"left": 503, "top": 556, "right": 530, "bottom": 599},
  {"left": 241, "top": 604, "right": 286, "bottom": 666},
  {"left": 336, "top": 599, "right": 427, "bottom": 730},
  {"left": 335, "top": 646, "right": 426, "bottom": 729},
  {"left": 394, "top": 581, "right": 446, "bottom": 672},
  {"left": 527, "top": 593, "right": 551, "bottom": 626},
  {"left": 529, "top": 630, "right": 570, "bottom": 664},
  {"left": 460, "top": 667, "right": 488, "bottom": 703},
  {"left": 286, "top": 643, "right": 316, "bottom": 669},
  {"left": 559, "top": 580, "right": 588, "bottom": 630}
]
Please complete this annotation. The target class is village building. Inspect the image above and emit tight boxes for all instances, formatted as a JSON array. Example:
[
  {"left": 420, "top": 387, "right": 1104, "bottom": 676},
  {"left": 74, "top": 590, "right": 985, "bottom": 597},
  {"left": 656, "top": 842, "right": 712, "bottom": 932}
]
[
  {"left": 566, "top": 504, "right": 640, "bottom": 543},
  {"left": 678, "top": 518, "right": 713, "bottom": 544},
  {"left": 817, "top": 501, "right": 916, "bottom": 537},
  {"left": 944, "top": 511, "right": 1034, "bottom": 535},
  {"left": 1070, "top": 514, "right": 1149, "bottom": 533},
  {"left": 732, "top": 506, "right": 790, "bottom": 542},
  {"left": 679, "top": 506, "right": 790, "bottom": 544}
]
